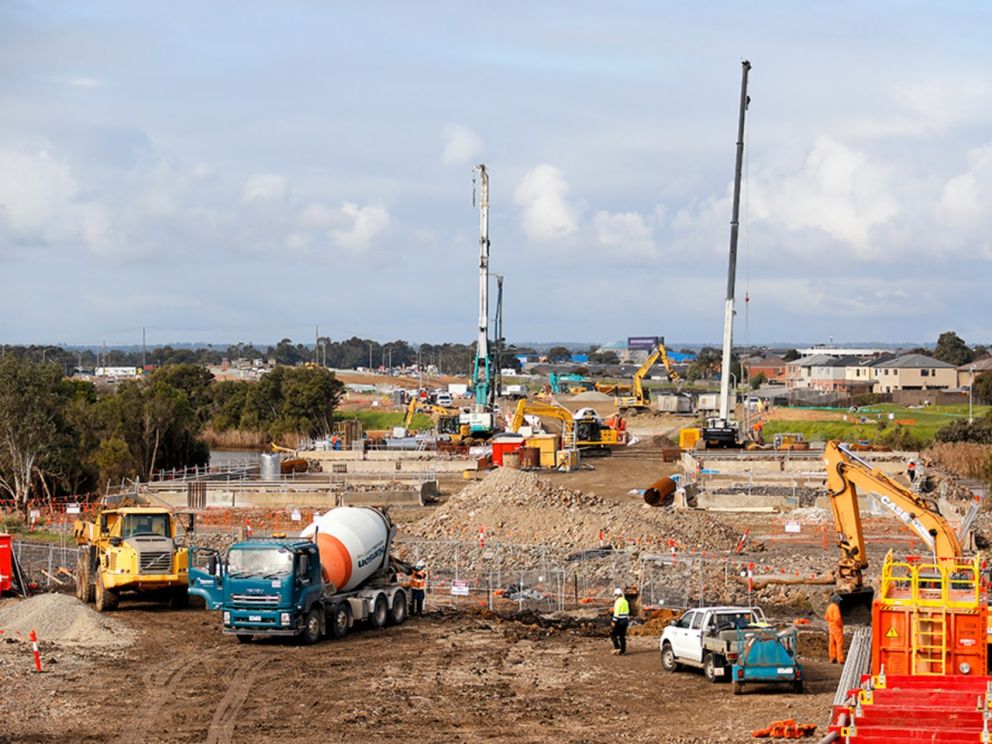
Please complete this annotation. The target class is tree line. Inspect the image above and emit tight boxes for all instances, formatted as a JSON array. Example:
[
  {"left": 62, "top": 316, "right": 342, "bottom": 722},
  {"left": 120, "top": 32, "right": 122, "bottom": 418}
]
[{"left": 0, "top": 358, "right": 342, "bottom": 508}]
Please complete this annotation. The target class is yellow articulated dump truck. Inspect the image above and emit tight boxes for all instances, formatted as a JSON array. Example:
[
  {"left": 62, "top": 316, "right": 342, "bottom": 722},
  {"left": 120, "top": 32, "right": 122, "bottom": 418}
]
[{"left": 74, "top": 506, "right": 189, "bottom": 611}]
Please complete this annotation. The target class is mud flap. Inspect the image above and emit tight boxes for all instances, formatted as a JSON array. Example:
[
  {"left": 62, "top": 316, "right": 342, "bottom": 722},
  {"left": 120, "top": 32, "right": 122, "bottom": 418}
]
[{"left": 839, "top": 588, "right": 875, "bottom": 625}]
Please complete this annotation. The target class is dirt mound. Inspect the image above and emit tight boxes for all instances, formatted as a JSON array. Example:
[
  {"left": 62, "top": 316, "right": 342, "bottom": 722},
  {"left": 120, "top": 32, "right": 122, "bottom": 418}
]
[
  {"left": 571, "top": 391, "right": 614, "bottom": 402},
  {"left": 0, "top": 593, "right": 137, "bottom": 647},
  {"left": 411, "top": 467, "right": 741, "bottom": 552}
]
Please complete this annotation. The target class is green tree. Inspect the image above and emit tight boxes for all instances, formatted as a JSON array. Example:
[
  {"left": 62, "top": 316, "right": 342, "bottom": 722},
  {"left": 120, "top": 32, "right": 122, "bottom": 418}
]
[
  {"left": 548, "top": 346, "right": 572, "bottom": 363},
  {"left": 973, "top": 371, "right": 992, "bottom": 406},
  {"left": 782, "top": 349, "right": 801, "bottom": 362},
  {"left": 750, "top": 372, "right": 767, "bottom": 390},
  {"left": 153, "top": 364, "right": 215, "bottom": 422},
  {"left": 933, "top": 331, "right": 974, "bottom": 366},
  {"left": 0, "top": 358, "right": 78, "bottom": 508}
]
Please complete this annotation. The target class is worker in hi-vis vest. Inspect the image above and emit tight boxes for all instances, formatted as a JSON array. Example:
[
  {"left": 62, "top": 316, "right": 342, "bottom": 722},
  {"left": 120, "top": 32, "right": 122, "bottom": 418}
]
[
  {"left": 610, "top": 587, "right": 630, "bottom": 655},
  {"left": 410, "top": 560, "right": 427, "bottom": 616},
  {"left": 826, "top": 595, "right": 844, "bottom": 664}
]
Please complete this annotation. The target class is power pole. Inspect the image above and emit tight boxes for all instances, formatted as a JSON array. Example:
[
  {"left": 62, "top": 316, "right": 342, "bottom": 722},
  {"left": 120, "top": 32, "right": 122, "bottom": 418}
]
[{"left": 142, "top": 327, "right": 146, "bottom": 370}]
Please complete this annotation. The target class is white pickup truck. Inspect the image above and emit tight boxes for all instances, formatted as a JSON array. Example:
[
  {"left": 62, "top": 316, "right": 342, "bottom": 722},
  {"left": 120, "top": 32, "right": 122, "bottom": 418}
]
[{"left": 659, "top": 606, "right": 768, "bottom": 682}]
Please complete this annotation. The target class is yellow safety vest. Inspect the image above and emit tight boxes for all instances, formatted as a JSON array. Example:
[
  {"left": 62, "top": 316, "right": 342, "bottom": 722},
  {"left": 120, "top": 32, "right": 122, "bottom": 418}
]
[{"left": 613, "top": 596, "right": 630, "bottom": 620}]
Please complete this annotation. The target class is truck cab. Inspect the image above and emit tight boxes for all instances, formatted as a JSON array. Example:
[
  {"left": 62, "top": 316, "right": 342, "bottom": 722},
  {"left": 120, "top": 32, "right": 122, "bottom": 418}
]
[{"left": 659, "top": 606, "right": 768, "bottom": 682}]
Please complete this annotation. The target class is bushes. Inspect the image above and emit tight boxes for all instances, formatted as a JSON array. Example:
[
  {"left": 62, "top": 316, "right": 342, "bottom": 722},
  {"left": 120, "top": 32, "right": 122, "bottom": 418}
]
[{"left": 934, "top": 416, "right": 992, "bottom": 445}]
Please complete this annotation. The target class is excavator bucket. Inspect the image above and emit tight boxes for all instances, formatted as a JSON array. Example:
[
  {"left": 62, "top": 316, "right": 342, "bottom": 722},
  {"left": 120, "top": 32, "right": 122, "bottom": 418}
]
[{"left": 838, "top": 587, "right": 874, "bottom": 625}]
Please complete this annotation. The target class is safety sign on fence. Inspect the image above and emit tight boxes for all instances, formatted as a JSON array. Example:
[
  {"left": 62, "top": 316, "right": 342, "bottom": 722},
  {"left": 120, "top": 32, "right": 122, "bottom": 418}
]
[{"left": 450, "top": 580, "right": 470, "bottom": 596}]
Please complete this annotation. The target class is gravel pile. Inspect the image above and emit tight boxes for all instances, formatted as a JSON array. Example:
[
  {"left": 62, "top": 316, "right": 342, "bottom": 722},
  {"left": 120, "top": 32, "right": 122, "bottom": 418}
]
[
  {"left": 785, "top": 506, "right": 832, "bottom": 523},
  {"left": 409, "top": 468, "right": 742, "bottom": 553},
  {"left": 0, "top": 593, "right": 137, "bottom": 647}
]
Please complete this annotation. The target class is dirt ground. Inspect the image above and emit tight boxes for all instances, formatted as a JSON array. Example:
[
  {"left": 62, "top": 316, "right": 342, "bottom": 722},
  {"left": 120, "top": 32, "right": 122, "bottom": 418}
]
[{"left": 0, "top": 601, "right": 841, "bottom": 744}]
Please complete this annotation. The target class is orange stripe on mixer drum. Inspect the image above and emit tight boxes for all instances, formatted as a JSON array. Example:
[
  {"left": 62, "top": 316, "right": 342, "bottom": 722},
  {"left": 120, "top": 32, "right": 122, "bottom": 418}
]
[{"left": 316, "top": 533, "right": 352, "bottom": 590}]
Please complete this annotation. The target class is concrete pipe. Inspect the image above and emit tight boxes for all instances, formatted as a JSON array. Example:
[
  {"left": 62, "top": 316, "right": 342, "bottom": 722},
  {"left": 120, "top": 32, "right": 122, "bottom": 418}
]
[{"left": 643, "top": 476, "right": 677, "bottom": 507}]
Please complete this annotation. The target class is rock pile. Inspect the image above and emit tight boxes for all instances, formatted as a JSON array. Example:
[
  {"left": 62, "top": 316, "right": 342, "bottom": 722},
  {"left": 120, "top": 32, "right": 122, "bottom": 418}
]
[{"left": 0, "top": 593, "right": 137, "bottom": 647}]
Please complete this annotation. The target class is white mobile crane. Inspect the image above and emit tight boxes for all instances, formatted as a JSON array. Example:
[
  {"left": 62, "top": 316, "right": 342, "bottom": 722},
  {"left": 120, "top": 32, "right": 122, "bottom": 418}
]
[{"left": 702, "top": 60, "right": 751, "bottom": 449}]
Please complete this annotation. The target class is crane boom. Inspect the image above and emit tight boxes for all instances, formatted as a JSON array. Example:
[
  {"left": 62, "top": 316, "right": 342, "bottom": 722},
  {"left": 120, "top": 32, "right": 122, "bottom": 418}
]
[{"left": 717, "top": 59, "right": 750, "bottom": 425}]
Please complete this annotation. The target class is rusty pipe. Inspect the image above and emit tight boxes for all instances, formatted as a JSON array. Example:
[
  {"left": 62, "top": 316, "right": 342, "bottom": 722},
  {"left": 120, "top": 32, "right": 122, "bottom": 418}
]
[{"left": 643, "top": 476, "right": 676, "bottom": 507}]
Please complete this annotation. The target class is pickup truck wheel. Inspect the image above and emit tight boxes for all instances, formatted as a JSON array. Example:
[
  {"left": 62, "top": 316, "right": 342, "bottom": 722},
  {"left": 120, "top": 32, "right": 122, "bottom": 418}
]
[
  {"left": 791, "top": 680, "right": 804, "bottom": 694},
  {"left": 732, "top": 681, "right": 744, "bottom": 695},
  {"left": 236, "top": 634, "right": 253, "bottom": 644},
  {"left": 660, "top": 643, "right": 679, "bottom": 672},
  {"left": 388, "top": 591, "right": 407, "bottom": 625},
  {"left": 330, "top": 604, "right": 351, "bottom": 639},
  {"left": 703, "top": 653, "right": 725, "bottom": 683},
  {"left": 370, "top": 594, "right": 389, "bottom": 629},
  {"left": 301, "top": 608, "right": 322, "bottom": 645}
]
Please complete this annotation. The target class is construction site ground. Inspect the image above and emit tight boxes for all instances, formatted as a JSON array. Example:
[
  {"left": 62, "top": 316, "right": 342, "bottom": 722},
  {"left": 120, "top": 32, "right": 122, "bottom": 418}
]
[{"left": 1, "top": 601, "right": 841, "bottom": 744}]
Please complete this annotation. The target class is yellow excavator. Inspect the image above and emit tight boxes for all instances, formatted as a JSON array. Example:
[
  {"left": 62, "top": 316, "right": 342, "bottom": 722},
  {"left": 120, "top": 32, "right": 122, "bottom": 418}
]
[
  {"left": 403, "top": 397, "right": 466, "bottom": 440},
  {"left": 615, "top": 340, "right": 681, "bottom": 413},
  {"left": 508, "top": 399, "right": 627, "bottom": 451},
  {"left": 823, "top": 440, "right": 963, "bottom": 614}
]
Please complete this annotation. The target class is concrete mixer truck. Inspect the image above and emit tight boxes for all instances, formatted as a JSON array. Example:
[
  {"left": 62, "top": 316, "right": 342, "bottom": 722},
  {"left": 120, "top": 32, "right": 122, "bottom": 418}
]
[{"left": 192, "top": 507, "right": 411, "bottom": 644}]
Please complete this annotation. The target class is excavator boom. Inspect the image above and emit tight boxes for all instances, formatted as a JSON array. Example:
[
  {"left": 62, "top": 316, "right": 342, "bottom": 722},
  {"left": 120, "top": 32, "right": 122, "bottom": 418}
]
[{"left": 824, "top": 440, "right": 961, "bottom": 596}]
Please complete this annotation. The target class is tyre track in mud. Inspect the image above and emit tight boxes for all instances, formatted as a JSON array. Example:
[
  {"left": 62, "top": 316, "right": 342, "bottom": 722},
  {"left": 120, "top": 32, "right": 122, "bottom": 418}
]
[
  {"left": 204, "top": 658, "right": 267, "bottom": 744},
  {"left": 117, "top": 645, "right": 227, "bottom": 744}
]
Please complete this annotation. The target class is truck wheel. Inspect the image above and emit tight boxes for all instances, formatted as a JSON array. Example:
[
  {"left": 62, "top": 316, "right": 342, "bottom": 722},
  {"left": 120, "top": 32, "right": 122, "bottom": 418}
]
[
  {"left": 330, "top": 604, "right": 351, "bottom": 639},
  {"left": 703, "top": 653, "right": 725, "bottom": 683},
  {"left": 370, "top": 594, "right": 389, "bottom": 629},
  {"left": 301, "top": 608, "right": 322, "bottom": 645},
  {"left": 388, "top": 591, "right": 407, "bottom": 625},
  {"left": 791, "top": 680, "right": 804, "bottom": 694},
  {"left": 75, "top": 552, "right": 89, "bottom": 602},
  {"left": 660, "top": 643, "right": 679, "bottom": 672},
  {"left": 76, "top": 550, "right": 95, "bottom": 603},
  {"left": 732, "top": 681, "right": 744, "bottom": 695},
  {"left": 168, "top": 587, "right": 189, "bottom": 609},
  {"left": 94, "top": 574, "right": 119, "bottom": 612},
  {"left": 236, "top": 634, "right": 253, "bottom": 644}
]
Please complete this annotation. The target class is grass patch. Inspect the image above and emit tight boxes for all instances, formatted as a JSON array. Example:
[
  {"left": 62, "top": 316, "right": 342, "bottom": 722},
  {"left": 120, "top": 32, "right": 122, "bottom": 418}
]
[
  {"left": 333, "top": 410, "right": 434, "bottom": 431},
  {"left": 766, "top": 403, "right": 992, "bottom": 446}
]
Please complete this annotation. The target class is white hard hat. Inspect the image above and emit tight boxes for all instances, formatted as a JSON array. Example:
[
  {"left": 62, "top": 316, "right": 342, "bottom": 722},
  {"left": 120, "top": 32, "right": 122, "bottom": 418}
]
[
  {"left": 614, "top": 587, "right": 624, "bottom": 596},
  {"left": 415, "top": 560, "right": 425, "bottom": 569}
]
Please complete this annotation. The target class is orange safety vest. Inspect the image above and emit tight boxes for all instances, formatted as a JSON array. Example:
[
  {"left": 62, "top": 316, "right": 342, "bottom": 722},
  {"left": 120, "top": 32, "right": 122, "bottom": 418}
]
[{"left": 411, "top": 570, "right": 426, "bottom": 590}]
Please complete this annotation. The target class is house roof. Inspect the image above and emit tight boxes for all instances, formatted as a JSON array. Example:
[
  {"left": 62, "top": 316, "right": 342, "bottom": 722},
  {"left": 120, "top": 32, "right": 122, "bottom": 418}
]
[
  {"left": 958, "top": 356, "right": 992, "bottom": 372},
  {"left": 873, "top": 353, "right": 955, "bottom": 369},
  {"left": 791, "top": 354, "right": 834, "bottom": 368}
]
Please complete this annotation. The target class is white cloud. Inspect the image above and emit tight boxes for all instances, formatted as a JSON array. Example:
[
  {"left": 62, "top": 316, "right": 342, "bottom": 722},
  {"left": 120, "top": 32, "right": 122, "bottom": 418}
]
[
  {"left": 297, "top": 201, "right": 391, "bottom": 251},
  {"left": 60, "top": 77, "right": 102, "bottom": 89},
  {"left": 749, "top": 137, "right": 900, "bottom": 255},
  {"left": 514, "top": 163, "right": 578, "bottom": 242},
  {"left": 242, "top": 173, "right": 288, "bottom": 202},
  {"left": 593, "top": 210, "right": 655, "bottom": 256},
  {"left": 937, "top": 144, "right": 992, "bottom": 250},
  {"left": 441, "top": 124, "right": 484, "bottom": 166},
  {"left": 330, "top": 202, "right": 390, "bottom": 250}
]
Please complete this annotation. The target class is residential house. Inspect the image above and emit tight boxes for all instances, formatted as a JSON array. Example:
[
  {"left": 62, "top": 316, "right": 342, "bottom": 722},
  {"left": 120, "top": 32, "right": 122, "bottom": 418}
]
[
  {"left": 844, "top": 354, "right": 894, "bottom": 394},
  {"left": 872, "top": 354, "right": 956, "bottom": 394},
  {"left": 742, "top": 354, "right": 787, "bottom": 384},
  {"left": 785, "top": 354, "right": 833, "bottom": 389},
  {"left": 957, "top": 357, "right": 992, "bottom": 388}
]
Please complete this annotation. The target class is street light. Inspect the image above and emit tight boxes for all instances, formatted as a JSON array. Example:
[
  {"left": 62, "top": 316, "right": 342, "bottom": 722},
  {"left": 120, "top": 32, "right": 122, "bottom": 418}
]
[{"left": 969, "top": 365, "right": 976, "bottom": 424}]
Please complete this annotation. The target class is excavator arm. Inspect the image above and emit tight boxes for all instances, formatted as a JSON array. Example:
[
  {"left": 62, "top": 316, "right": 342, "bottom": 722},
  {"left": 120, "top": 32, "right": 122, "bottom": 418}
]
[
  {"left": 509, "top": 399, "right": 573, "bottom": 434},
  {"left": 403, "top": 398, "right": 418, "bottom": 429},
  {"left": 626, "top": 340, "right": 680, "bottom": 407},
  {"left": 824, "top": 440, "right": 961, "bottom": 592}
]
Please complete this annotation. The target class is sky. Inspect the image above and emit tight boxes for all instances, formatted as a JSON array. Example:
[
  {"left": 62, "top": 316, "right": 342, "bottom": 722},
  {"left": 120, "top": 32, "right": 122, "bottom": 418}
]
[{"left": 1, "top": 1, "right": 991, "bottom": 348}]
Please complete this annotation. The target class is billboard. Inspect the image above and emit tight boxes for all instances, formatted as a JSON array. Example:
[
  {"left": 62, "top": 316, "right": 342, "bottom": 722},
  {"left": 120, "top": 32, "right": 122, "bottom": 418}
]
[{"left": 627, "top": 336, "right": 661, "bottom": 350}]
